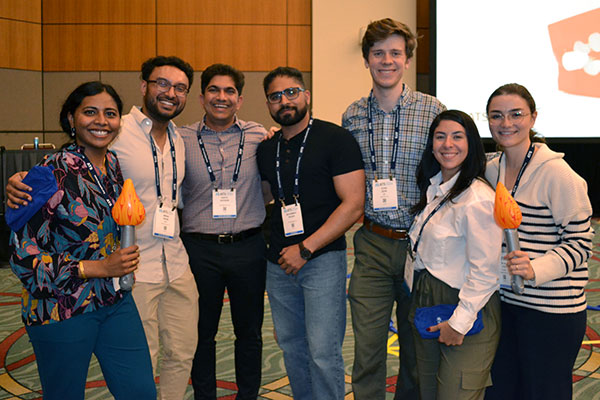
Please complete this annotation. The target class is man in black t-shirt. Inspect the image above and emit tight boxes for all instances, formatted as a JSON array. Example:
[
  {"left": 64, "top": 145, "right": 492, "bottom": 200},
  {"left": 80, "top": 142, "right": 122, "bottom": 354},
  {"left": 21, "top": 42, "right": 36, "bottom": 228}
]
[{"left": 257, "top": 66, "right": 364, "bottom": 399}]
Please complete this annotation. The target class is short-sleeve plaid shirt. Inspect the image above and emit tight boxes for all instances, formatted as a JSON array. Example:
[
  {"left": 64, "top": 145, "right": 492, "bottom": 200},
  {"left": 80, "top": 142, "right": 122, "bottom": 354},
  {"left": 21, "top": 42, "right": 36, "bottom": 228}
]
[{"left": 342, "top": 84, "right": 445, "bottom": 229}]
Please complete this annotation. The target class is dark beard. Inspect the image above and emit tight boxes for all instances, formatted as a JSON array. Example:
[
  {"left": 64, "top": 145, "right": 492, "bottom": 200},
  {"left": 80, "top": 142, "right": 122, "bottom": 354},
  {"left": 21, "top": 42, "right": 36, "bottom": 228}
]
[
  {"left": 144, "top": 95, "right": 183, "bottom": 123},
  {"left": 271, "top": 104, "right": 308, "bottom": 126}
]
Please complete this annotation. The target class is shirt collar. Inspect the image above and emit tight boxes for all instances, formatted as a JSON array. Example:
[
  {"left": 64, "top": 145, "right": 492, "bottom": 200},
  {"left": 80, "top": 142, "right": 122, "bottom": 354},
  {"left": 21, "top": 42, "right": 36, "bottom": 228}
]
[
  {"left": 127, "top": 105, "right": 179, "bottom": 139},
  {"left": 369, "top": 84, "right": 413, "bottom": 114},
  {"left": 199, "top": 115, "right": 242, "bottom": 134},
  {"left": 426, "top": 170, "right": 460, "bottom": 202}
]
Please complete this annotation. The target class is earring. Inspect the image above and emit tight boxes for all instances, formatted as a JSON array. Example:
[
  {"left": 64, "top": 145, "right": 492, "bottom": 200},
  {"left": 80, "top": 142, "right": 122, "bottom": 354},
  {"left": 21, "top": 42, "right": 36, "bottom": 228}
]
[{"left": 70, "top": 127, "right": 76, "bottom": 138}]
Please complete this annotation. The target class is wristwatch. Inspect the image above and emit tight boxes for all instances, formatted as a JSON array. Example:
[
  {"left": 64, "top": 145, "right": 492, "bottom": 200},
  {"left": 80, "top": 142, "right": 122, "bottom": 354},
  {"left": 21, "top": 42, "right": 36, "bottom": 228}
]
[{"left": 299, "top": 241, "right": 312, "bottom": 261}]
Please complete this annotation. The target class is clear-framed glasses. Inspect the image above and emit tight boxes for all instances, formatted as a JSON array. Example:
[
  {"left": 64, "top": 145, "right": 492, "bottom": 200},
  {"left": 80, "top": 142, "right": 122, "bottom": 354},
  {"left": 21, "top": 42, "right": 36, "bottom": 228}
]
[
  {"left": 267, "top": 87, "right": 306, "bottom": 104},
  {"left": 487, "top": 111, "right": 531, "bottom": 124},
  {"left": 146, "top": 78, "right": 189, "bottom": 97}
]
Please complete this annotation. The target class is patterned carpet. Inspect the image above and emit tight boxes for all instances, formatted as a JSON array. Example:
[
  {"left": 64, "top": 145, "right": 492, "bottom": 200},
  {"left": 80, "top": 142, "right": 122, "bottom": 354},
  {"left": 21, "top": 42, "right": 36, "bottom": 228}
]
[{"left": 1, "top": 220, "right": 599, "bottom": 399}]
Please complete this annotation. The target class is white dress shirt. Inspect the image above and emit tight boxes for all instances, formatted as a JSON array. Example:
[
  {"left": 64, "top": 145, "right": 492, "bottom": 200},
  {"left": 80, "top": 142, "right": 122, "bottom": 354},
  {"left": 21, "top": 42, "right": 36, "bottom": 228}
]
[
  {"left": 409, "top": 171, "right": 502, "bottom": 335},
  {"left": 111, "top": 106, "right": 189, "bottom": 283}
]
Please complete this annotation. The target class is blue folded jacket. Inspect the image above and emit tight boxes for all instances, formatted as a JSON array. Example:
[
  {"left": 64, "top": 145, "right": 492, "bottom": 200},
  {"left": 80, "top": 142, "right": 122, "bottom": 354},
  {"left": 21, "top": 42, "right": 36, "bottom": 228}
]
[
  {"left": 414, "top": 304, "right": 484, "bottom": 339},
  {"left": 5, "top": 165, "right": 58, "bottom": 232}
]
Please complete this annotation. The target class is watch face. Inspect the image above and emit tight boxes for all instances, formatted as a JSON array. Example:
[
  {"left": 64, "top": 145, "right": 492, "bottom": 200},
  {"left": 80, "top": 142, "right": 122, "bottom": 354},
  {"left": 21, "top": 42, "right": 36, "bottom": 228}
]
[{"left": 300, "top": 248, "right": 312, "bottom": 260}]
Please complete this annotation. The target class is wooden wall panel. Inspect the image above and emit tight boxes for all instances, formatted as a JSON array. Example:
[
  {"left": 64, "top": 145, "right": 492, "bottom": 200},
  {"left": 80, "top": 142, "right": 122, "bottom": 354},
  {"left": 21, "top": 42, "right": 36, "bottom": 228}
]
[
  {"left": 43, "top": 25, "right": 156, "bottom": 71},
  {"left": 287, "top": 25, "right": 311, "bottom": 71},
  {"left": 416, "top": 0, "right": 430, "bottom": 74},
  {"left": 0, "top": 0, "right": 41, "bottom": 22},
  {"left": 416, "top": 28, "right": 429, "bottom": 74},
  {"left": 0, "top": 20, "right": 41, "bottom": 70},
  {"left": 287, "top": 0, "right": 311, "bottom": 25},
  {"left": 157, "top": 25, "right": 287, "bottom": 71},
  {"left": 0, "top": 69, "right": 42, "bottom": 130},
  {"left": 157, "top": 0, "right": 286, "bottom": 24},
  {"left": 417, "top": 0, "right": 429, "bottom": 26},
  {"left": 42, "top": 0, "right": 155, "bottom": 23}
]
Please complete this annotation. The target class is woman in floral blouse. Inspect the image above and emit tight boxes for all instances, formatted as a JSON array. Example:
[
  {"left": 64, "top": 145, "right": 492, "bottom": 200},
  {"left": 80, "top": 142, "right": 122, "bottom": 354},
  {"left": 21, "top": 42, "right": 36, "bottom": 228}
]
[{"left": 9, "top": 81, "right": 155, "bottom": 399}]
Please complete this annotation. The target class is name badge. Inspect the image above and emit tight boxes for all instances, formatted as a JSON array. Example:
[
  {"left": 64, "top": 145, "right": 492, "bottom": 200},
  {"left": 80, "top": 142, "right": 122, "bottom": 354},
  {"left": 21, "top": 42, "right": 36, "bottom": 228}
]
[
  {"left": 152, "top": 203, "right": 176, "bottom": 240},
  {"left": 372, "top": 178, "right": 398, "bottom": 211},
  {"left": 403, "top": 250, "right": 415, "bottom": 293},
  {"left": 281, "top": 202, "right": 305, "bottom": 237},
  {"left": 499, "top": 257, "right": 511, "bottom": 289},
  {"left": 212, "top": 188, "right": 237, "bottom": 219}
]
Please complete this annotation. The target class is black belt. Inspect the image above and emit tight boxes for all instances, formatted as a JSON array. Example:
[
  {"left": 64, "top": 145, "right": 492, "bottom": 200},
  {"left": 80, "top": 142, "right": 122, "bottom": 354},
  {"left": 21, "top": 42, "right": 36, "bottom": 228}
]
[{"left": 186, "top": 227, "right": 262, "bottom": 244}]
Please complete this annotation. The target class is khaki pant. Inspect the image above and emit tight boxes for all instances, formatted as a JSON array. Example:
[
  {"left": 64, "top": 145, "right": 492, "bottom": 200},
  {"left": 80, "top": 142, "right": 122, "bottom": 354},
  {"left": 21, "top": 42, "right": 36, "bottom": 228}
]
[
  {"left": 349, "top": 227, "right": 418, "bottom": 400},
  {"left": 409, "top": 270, "right": 501, "bottom": 400},
  {"left": 133, "top": 267, "right": 199, "bottom": 400}
]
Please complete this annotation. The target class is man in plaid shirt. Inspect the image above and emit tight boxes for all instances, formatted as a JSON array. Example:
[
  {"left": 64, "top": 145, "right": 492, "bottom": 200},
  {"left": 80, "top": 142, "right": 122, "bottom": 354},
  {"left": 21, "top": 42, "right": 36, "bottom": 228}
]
[{"left": 342, "top": 18, "right": 445, "bottom": 399}]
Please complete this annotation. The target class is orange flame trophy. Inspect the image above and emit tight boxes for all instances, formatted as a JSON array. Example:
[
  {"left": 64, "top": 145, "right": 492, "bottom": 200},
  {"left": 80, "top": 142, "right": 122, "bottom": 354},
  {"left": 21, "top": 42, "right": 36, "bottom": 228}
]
[
  {"left": 494, "top": 182, "right": 524, "bottom": 294},
  {"left": 112, "top": 179, "right": 146, "bottom": 291}
]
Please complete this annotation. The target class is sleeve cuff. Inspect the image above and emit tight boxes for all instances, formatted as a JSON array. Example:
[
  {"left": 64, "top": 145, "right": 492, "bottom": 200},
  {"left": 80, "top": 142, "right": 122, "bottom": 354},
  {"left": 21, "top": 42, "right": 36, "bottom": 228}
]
[{"left": 448, "top": 305, "right": 476, "bottom": 336}]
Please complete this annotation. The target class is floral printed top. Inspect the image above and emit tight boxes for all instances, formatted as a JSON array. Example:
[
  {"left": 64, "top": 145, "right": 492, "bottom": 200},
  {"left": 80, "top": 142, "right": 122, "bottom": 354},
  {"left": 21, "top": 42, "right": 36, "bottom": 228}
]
[{"left": 10, "top": 143, "right": 124, "bottom": 326}]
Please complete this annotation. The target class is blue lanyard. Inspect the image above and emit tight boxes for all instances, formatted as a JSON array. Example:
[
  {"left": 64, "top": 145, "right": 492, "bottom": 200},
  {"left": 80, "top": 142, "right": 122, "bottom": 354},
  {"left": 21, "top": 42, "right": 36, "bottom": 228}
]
[
  {"left": 496, "top": 142, "right": 535, "bottom": 197},
  {"left": 149, "top": 130, "right": 177, "bottom": 207},
  {"left": 196, "top": 127, "right": 245, "bottom": 189},
  {"left": 75, "top": 150, "right": 115, "bottom": 208},
  {"left": 367, "top": 91, "right": 400, "bottom": 180},
  {"left": 275, "top": 118, "right": 313, "bottom": 206}
]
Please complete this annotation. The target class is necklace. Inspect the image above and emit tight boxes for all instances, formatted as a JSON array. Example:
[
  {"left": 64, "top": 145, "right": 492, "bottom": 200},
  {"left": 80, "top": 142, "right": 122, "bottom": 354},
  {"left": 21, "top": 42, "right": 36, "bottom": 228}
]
[{"left": 98, "top": 156, "right": 107, "bottom": 175}]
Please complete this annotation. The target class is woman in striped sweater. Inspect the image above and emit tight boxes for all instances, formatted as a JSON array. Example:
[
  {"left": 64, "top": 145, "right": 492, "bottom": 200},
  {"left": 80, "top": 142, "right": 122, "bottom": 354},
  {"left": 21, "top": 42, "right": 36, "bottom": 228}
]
[{"left": 484, "top": 83, "right": 594, "bottom": 400}]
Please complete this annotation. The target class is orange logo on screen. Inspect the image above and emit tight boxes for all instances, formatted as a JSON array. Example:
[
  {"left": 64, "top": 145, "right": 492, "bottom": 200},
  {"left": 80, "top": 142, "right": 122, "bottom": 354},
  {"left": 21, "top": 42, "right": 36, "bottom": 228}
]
[{"left": 548, "top": 8, "right": 600, "bottom": 98}]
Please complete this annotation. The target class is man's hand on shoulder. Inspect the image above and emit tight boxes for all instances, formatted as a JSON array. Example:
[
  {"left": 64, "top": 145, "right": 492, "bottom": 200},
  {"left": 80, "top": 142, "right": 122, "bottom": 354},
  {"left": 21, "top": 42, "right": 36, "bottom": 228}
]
[{"left": 262, "top": 126, "right": 279, "bottom": 141}]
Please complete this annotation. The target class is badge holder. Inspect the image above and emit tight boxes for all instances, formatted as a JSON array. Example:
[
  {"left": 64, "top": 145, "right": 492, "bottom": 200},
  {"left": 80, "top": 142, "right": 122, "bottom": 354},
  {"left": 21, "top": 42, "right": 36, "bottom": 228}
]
[
  {"left": 281, "top": 196, "right": 304, "bottom": 237},
  {"left": 212, "top": 187, "right": 237, "bottom": 219}
]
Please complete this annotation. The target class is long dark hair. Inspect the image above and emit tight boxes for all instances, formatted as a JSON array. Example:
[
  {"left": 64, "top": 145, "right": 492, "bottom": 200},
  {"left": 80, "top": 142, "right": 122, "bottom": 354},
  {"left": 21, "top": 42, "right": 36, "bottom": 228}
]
[
  {"left": 411, "top": 110, "right": 487, "bottom": 214},
  {"left": 59, "top": 81, "right": 123, "bottom": 137}
]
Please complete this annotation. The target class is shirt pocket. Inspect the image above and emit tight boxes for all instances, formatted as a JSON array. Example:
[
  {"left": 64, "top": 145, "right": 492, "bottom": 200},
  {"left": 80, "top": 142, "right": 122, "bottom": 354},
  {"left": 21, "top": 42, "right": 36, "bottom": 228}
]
[{"left": 418, "top": 223, "right": 459, "bottom": 267}]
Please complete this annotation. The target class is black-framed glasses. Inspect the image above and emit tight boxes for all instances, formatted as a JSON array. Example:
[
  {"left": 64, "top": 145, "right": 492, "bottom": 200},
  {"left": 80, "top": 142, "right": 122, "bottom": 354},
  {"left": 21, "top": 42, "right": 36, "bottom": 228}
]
[
  {"left": 266, "top": 87, "right": 305, "bottom": 104},
  {"left": 146, "top": 78, "right": 189, "bottom": 97},
  {"left": 487, "top": 111, "right": 531, "bottom": 124}
]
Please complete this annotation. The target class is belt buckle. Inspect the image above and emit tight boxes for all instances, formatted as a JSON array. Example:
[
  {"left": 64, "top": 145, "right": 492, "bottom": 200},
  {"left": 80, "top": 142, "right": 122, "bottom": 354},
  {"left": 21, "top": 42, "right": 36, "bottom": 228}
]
[
  {"left": 217, "top": 234, "right": 233, "bottom": 244},
  {"left": 393, "top": 229, "right": 407, "bottom": 239}
]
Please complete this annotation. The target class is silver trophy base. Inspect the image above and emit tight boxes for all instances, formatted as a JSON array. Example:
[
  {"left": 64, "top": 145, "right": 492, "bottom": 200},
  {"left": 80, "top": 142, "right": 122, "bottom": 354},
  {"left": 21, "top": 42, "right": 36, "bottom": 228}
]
[
  {"left": 505, "top": 228, "right": 524, "bottom": 295},
  {"left": 119, "top": 225, "right": 135, "bottom": 291}
]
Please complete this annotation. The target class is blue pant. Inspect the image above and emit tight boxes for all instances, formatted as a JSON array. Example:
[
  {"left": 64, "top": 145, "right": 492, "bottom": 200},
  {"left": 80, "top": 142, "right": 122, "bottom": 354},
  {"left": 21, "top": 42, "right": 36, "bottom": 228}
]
[
  {"left": 26, "top": 292, "right": 156, "bottom": 400},
  {"left": 267, "top": 250, "right": 347, "bottom": 400}
]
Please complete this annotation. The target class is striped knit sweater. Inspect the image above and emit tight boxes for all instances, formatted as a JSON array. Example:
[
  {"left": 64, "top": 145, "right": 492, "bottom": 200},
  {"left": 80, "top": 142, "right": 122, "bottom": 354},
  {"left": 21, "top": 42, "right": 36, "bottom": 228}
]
[{"left": 486, "top": 143, "right": 594, "bottom": 314}]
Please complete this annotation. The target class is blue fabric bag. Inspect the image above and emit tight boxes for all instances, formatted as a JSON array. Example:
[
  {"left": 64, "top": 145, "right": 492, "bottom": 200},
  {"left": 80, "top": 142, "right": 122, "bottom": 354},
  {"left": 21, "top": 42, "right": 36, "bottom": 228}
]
[
  {"left": 5, "top": 165, "right": 57, "bottom": 232},
  {"left": 414, "top": 304, "right": 484, "bottom": 339}
]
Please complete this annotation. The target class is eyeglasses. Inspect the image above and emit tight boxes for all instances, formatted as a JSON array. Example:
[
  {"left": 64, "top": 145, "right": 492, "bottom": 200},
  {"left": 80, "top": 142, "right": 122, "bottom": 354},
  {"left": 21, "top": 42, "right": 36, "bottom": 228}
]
[
  {"left": 266, "top": 87, "right": 306, "bottom": 104},
  {"left": 146, "top": 78, "right": 189, "bottom": 97},
  {"left": 487, "top": 111, "right": 531, "bottom": 124}
]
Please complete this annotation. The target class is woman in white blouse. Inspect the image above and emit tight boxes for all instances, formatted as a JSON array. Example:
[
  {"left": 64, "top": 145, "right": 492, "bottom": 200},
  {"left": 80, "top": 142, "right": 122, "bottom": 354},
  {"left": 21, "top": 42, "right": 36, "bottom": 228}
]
[{"left": 408, "top": 110, "right": 503, "bottom": 400}]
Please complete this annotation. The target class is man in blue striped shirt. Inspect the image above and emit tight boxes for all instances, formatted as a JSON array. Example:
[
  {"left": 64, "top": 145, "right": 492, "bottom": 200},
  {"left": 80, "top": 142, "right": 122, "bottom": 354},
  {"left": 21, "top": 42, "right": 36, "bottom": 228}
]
[{"left": 178, "top": 63, "right": 269, "bottom": 400}]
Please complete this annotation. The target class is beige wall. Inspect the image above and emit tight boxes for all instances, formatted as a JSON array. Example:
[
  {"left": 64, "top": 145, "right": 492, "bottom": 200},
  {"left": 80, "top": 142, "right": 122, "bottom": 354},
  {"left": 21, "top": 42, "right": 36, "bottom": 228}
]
[
  {"left": 311, "top": 0, "right": 417, "bottom": 125},
  {"left": 0, "top": 69, "right": 311, "bottom": 150}
]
